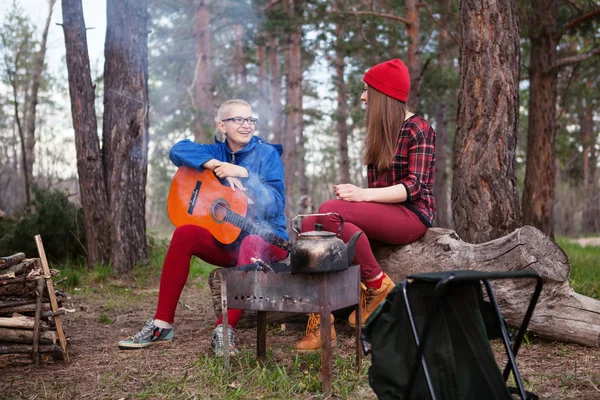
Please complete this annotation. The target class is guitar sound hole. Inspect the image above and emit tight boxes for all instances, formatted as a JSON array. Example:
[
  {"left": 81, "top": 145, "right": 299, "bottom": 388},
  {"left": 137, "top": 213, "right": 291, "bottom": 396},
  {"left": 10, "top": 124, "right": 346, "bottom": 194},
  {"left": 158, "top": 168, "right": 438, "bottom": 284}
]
[{"left": 211, "top": 200, "right": 228, "bottom": 222}]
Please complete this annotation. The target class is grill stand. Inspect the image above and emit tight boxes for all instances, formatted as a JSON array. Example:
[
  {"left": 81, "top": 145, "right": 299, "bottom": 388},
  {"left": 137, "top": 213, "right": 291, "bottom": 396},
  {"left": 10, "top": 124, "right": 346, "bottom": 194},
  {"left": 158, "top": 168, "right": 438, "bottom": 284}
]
[{"left": 220, "top": 264, "right": 362, "bottom": 393}]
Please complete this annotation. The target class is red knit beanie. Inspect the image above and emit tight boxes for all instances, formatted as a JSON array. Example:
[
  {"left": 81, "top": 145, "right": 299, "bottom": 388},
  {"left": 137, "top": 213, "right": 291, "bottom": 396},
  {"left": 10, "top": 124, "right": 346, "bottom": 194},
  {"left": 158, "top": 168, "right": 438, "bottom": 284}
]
[{"left": 363, "top": 59, "right": 410, "bottom": 103}]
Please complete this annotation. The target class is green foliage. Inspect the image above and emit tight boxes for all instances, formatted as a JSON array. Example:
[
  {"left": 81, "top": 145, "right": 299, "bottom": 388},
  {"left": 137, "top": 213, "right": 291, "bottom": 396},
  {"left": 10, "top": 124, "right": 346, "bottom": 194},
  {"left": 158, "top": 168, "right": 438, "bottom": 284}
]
[
  {"left": 0, "top": 185, "right": 86, "bottom": 263},
  {"left": 557, "top": 238, "right": 600, "bottom": 299}
]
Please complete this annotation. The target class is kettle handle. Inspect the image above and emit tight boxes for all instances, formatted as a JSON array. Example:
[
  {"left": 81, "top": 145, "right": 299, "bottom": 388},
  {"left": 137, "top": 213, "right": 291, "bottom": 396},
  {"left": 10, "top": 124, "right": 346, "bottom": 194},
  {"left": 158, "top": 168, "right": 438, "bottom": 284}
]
[{"left": 291, "top": 212, "right": 345, "bottom": 238}]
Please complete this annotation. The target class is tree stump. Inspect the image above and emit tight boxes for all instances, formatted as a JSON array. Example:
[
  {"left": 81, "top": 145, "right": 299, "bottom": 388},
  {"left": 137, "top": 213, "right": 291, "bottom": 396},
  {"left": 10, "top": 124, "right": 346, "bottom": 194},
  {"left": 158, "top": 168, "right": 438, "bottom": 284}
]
[{"left": 373, "top": 226, "right": 600, "bottom": 347}]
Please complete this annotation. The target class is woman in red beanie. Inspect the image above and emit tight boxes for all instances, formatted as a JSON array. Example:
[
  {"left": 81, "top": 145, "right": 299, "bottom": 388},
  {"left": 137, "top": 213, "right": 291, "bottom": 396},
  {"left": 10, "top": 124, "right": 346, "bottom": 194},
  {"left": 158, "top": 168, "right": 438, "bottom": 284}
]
[{"left": 296, "top": 59, "right": 436, "bottom": 352}]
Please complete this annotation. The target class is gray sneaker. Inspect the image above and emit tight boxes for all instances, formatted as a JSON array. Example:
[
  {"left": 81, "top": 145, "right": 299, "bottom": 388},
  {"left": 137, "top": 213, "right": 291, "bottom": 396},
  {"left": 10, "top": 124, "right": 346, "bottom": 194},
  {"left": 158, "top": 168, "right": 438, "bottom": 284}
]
[
  {"left": 211, "top": 324, "right": 240, "bottom": 356},
  {"left": 118, "top": 318, "right": 174, "bottom": 349}
]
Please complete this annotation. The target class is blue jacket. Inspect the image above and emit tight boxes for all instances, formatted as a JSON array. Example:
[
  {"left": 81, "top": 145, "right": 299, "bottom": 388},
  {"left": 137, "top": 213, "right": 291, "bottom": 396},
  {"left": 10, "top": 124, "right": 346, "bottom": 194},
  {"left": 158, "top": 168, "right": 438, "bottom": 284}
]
[{"left": 169, "top": 136, "right": 289, "bottom": 242}]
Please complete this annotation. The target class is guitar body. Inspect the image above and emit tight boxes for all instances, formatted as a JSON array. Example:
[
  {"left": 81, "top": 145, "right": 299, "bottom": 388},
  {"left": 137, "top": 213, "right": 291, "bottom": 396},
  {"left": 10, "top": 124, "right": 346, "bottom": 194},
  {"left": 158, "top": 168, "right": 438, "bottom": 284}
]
[{"left": 167, "top": 167, "right": 248, "bottom": 245}]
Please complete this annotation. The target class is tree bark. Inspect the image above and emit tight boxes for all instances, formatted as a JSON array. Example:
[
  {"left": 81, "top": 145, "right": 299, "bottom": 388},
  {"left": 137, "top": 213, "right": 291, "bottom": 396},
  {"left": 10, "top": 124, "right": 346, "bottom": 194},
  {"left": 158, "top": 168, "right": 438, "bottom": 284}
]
[
  {"left": 24, "top": 0, "right": 56, "bottom": 187},
  {"left": 334, "top": 1, "right": 350, "bottom": 184},
  {"left": 581, "top": 88, "right": 599, "bottom": 233},
  {"left": 452, "top": 0, "right": 522, "bottom": 244},
  {"left": 405, "top": 0, "right": 421, "bottom": 112},
  {"left": 233, "top": 24, "right": 247, "bottom": 87},
  {"left": 192, "top": 0, "right": 213, "bottom": 144},
  {"left": 268, "top": 34, "right": 283, "bottom": 144},
  {"left": 433, "top": 9, "right": 451, "bottom": 229},
  {"left": 374, "top": 227, "right": 600, "bottom": 347},
  {"left": 521, "top": 0, "right": 558, "bottom": 238},
  {"left": 256, "top": 30, "right": 269, "bottom": 136},
  {"left": 103, "top": 0, "right": 150, "bottom": 273},
  {"left": 283, "top": 0, "right": 304, "bottom": 218},
  {"left": 61, "top": 0, "right": 112, "bottom": 267}
]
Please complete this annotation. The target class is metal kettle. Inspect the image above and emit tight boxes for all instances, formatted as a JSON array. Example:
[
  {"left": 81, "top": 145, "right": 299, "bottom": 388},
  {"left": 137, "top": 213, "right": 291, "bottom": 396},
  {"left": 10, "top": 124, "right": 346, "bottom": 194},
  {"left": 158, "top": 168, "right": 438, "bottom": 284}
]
[{"left": 290, "top": 213, "right": 362, "bottom": 274}]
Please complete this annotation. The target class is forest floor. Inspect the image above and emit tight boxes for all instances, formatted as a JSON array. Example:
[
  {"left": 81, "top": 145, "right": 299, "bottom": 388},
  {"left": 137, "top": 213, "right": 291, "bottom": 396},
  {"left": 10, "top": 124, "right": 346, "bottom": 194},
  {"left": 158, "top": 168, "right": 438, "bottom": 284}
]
[{"left": 1, "top": 269, "right": 599, "bottom": 400}]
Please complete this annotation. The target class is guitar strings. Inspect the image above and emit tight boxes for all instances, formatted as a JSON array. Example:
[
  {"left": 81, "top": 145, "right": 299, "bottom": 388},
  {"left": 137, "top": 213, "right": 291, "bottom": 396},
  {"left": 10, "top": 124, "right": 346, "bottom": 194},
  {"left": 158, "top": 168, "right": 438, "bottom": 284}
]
[{"left": 184, "top": 191, "right": 291, "bottom": 251}]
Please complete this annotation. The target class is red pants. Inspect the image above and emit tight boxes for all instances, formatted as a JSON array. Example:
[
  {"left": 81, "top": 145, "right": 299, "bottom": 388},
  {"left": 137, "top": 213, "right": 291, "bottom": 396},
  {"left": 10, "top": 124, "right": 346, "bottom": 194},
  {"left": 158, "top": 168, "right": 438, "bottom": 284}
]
[
  {"left": 302, "top": 200, "right": 427, "bottom": 281},
  {"left": 154, "top": 224, "right": 288, "bottom": 327}
]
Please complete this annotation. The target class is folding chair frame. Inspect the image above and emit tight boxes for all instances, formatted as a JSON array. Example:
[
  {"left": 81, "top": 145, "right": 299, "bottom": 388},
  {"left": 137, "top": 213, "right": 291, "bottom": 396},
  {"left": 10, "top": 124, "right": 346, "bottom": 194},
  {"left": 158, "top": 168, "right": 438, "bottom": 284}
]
[{"left": 401, "top": 270, "right": 543, "bottom": 400}]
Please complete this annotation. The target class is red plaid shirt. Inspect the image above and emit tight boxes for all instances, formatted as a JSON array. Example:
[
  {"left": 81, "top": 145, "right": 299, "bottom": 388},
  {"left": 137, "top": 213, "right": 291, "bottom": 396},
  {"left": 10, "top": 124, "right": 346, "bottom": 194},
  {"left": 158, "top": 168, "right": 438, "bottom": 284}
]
[{"left": 367, "top": 114, "right": 436, "bottom": 227}]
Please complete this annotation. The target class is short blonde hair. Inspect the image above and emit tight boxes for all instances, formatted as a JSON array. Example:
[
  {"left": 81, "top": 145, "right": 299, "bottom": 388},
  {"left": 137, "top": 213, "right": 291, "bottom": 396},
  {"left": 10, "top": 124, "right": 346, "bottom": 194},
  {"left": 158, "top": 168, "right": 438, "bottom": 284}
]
[{"left": 216, "top": 99, "right": 252, "bottom": 122}]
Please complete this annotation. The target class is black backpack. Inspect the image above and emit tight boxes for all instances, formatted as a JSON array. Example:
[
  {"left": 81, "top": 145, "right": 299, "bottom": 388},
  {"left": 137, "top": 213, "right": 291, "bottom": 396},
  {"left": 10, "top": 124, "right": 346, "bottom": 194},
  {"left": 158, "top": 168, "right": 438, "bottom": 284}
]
[{"left": 363, "top": 273, "right": 538, "bottom": 400}]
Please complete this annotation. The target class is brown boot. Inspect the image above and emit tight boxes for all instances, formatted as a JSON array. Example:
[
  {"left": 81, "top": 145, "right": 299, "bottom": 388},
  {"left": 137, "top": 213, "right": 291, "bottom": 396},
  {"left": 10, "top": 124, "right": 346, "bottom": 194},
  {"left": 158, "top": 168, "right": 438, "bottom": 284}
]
[
  {"left": 296, "top": 313, "right": 336, "bottom": 352},
  {"left": 348, "top": 275, "right": 395, "bottom": 327}
]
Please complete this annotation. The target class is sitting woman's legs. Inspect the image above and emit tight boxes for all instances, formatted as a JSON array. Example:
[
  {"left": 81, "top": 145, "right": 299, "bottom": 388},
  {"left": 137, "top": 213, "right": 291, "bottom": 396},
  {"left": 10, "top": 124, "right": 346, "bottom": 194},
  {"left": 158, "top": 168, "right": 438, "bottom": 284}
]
[
  {"left": 302, "top": 200, "right": 427, "bottom": 280},
  {"left": 154, "top": 224, "right": 237, "bottom": 324}
]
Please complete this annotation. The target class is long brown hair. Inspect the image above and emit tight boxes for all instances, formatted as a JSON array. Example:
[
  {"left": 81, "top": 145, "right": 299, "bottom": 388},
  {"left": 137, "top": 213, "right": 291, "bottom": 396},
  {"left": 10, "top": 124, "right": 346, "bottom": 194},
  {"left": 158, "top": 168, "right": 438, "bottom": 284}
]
[{"left": 362, "top": 86, "right": 407, "bottom": 170}]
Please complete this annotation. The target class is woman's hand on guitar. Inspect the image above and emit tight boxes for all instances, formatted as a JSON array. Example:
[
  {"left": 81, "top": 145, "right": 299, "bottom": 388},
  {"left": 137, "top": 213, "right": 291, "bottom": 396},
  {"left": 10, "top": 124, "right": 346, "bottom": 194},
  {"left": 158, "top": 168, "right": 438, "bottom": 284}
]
[
  {"left": 213, "top": 162, "right": 249, "bottom": 179},
  {"left": 225, "top": 177, "right": 246, "bottom": 192}
]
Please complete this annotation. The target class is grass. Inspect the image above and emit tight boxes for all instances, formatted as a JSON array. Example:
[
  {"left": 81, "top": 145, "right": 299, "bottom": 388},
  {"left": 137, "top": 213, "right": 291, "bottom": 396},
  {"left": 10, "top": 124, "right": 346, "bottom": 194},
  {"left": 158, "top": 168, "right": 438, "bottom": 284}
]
[
  {"left": 556, "top": 237, "right": 600, "bottom": 299},
  {"left": 130, "top": 350, "right": 369, "bottom": 399}
]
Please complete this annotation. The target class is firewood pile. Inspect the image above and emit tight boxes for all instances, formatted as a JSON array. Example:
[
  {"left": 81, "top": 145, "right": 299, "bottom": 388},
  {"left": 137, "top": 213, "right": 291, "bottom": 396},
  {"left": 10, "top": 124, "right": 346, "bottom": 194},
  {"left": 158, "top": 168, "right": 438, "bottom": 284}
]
[{"left": 0, "top": 235, "right": 70, "bottom": 366}]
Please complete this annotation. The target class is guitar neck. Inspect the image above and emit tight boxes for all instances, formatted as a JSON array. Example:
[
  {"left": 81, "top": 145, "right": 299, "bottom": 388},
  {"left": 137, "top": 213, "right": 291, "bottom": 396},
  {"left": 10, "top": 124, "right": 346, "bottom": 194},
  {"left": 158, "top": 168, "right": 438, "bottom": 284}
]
[{"left": 224, "top": 209, "right": 292, "bottom": 253}]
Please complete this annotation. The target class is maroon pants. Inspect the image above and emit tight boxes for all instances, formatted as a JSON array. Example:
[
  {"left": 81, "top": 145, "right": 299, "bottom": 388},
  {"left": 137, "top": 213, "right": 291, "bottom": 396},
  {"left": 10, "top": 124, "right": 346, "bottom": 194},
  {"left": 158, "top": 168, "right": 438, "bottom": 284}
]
[
  {"left": 302, "top": 200, "right": 427, "bottom": 281},
  {"left": 154, "top": 224, "right": 288, "bottom": 327}
]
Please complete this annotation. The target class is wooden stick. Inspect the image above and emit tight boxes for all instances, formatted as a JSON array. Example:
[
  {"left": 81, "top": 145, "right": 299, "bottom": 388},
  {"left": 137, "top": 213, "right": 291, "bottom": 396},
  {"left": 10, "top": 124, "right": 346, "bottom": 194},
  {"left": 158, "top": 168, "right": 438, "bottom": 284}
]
[
  {"left": 33, "top": 277, "right": 45, "bottom": 365},
  {"left": 34, "top": 235, "right": 69, "bottom": 362}
]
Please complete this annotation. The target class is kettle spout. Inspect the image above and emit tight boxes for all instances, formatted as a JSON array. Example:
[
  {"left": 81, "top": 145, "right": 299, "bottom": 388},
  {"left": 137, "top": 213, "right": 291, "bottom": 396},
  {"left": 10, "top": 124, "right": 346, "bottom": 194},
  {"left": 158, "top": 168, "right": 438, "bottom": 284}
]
[{"left": 345, "top": 231, "right": 363, "bottom": 265}]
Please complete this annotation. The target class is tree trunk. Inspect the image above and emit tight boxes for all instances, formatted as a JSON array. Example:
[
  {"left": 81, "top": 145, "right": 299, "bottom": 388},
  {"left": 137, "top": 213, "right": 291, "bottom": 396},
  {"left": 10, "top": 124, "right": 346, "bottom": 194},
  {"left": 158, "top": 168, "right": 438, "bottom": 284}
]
[
  {"left": 256, "top": 30, "right": 269, "bottom": 136},
  {"left": 334, "top": 3, "right": 350, "bottom": 184},
  {"left": 24, "top": 0, "right": 56, "bottom": 189},
  {"left": 192, "top": 0, "right": 213, "bottom": 144},
  {"left": 10, "top": 55, "right": 30, "bottom": 205},
  {"left": 405, "top": 0, "right": 421, "bottom": 112},
  {"left": 283, "top": 0, "right": 304, "bottom": 218},
  {"left": 103, "top": 0, "right": 150, "bottom": 273},
  {"left": 581, "top": 91, "right": 599, "bottom": 233},
  {"left": 61, "top": 0, "right": 112, "bottom": 267},
  {"left": 374, "top": 227, "right": 600, "bottom": 347},
  {"left": 233, "top": 24, "right": 247, "bottom": 87},
  {"left": 433, "top": 13, "right": 451, "bottom": 229},
  {"left": 452, "top": 0, "right": 522, "bottom": 244},
  {"left": 521, "top": 0, "right": 558, "bottom": 238},
  {"left": 268, "top": 34, "right": 283, "bottom": 144}
]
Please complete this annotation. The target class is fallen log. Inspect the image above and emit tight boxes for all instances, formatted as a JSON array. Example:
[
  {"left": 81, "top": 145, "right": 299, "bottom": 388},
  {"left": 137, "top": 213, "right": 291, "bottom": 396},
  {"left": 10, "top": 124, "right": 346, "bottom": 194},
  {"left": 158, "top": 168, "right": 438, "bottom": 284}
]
[
  {"left": 373, "top": 226, "right": 600, "bottom": 348},
  {"left": 0, "top": 327, "right": 56, "bottom": 344},
  {"left": 0, "top": 279, "right": 37, "bottom": 297},
  {"left": 0, "top": 313, "right": 49, "bottom": 330},
  {"left": 0, "top": 343, "right": 59, "bottom": 354},
  {"left": 0, "top": 303, "right": 51, "bottom": 314}
]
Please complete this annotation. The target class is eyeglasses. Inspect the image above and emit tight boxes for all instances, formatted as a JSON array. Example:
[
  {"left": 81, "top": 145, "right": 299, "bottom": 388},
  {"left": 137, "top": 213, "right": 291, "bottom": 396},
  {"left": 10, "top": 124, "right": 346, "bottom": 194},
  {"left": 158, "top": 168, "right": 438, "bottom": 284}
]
[{"left": 221, "top": 117, "right": 258, "bottom": 126}]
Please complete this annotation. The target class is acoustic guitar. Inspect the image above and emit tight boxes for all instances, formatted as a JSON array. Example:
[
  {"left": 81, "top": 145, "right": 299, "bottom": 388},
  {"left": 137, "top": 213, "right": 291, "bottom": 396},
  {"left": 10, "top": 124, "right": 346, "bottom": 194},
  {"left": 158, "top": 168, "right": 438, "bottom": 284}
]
[{"left": 167, "top": 166, "right": 292, "bottom": 252}]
